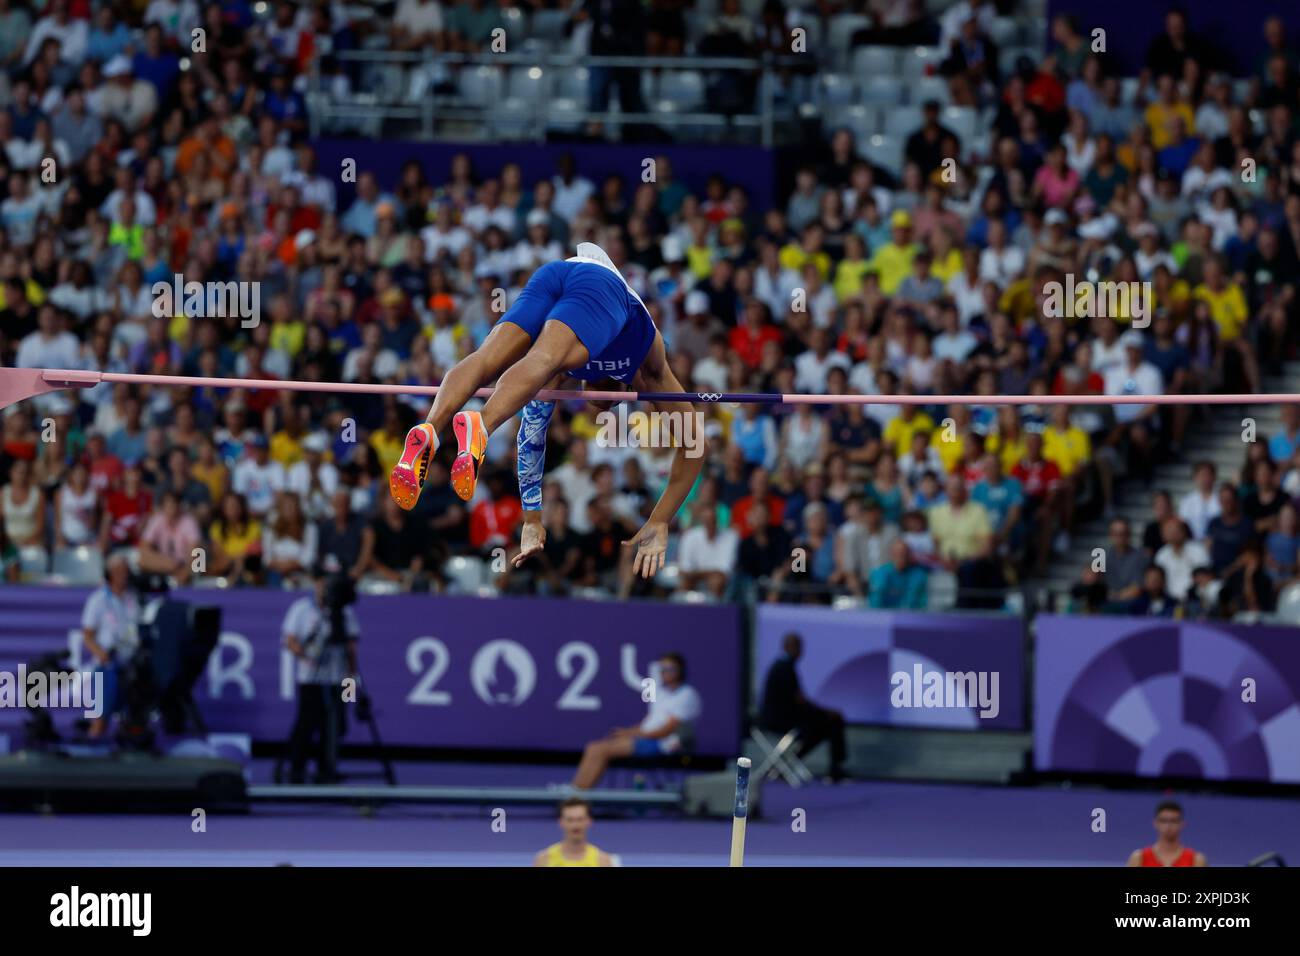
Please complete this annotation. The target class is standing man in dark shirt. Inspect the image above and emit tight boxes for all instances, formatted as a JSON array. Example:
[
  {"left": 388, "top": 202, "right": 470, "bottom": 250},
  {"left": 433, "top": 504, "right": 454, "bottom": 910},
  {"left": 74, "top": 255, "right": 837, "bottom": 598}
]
[
  {"left": 758, "top": 633, "right": 847, "bottom": 782},
  {"left": 580, "top": 0, "right": 648, "bottom": 136},
  {"left": 737, "top": 500, "right": 791, "bottom": 600}
]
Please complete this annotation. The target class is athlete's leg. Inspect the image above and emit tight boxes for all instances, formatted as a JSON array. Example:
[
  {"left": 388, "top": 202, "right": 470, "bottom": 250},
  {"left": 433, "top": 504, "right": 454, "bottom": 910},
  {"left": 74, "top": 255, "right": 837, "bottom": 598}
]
[
  {"left": 449, "top": 320, "right": 590, "bottom": 501},
  {"left": 481, "top": 320, "right": 590, "bottom": 433},
  {"left": 425, "top": 321, "right": 533, "bottom": 434}
]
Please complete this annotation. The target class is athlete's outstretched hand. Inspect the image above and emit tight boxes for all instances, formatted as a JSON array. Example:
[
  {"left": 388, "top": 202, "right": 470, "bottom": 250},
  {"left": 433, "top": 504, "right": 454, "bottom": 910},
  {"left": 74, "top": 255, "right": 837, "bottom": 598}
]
[
  {"left": 512, "top": 519, "right": 547, "bottom": 568},
  {"left": 625, "top": 521, "right": 668, "bottom": 579}
]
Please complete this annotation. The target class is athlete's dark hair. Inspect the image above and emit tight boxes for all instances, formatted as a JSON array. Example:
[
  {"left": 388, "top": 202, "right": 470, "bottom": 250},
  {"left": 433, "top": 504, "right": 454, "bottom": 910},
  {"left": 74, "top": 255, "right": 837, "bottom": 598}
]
[{"left": 1155, "top": 800, "right": 1184, "bottom": 818}]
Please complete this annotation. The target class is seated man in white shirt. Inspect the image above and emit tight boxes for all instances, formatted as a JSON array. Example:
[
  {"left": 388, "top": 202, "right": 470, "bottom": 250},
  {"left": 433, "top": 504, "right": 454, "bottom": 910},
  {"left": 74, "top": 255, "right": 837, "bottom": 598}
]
[
  {"left": 80, "top": 553, "right": 140, "bottom": 737},
  {"left": 677, "top": 503, "right": 739, "bottom": 598},
  {"left": 572, "top": 652, "right": 702, "bottom": 789}
]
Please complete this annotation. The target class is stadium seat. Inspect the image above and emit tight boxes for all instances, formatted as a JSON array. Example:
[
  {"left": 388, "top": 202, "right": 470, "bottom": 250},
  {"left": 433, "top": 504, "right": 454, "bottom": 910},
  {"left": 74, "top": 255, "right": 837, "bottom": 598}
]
[
  {"left": 912, "top": 75, "right": 952, "bottom": 106},
  {"left": 654, "top": 562, "right": 681, "bottom": 591},
  {"left": 556, "top": 66, "right": 590, "bottom": 102},
  {"left": 941, "top": 105, "right": 978, "bottom": 143},
  {"left": 860, "top": 75, "right": 906, "bottom": 107},
  {"left": 852, "top": 46, "right": 901, "bottom": 78},
  {"left": 832, "top": 595, "right": 867, "bottom": 610},
  {"left": 190, "top": 575, "right": 230, "bottom": 589},
  {"left": 988, "top": 17, "right": 1020, "bottom": 48},
  {"left": 900, "top": 46, "right": 944, "bottom": 81},
  {"left": 458, "top": 65, "right": 505, "bottom": 107},
  {"left": 361, "top": 63, "right": 408, "bottom": 106},
  {"left": 828, "top": 104, "right": 878, "bottom": 146},
  {"left": 659, "top": 70, "right": 704, "bottom": 109},
  {"left": 861, "top": 132, "right": 904, "bottom": 176},
  {"left": 490, "top": 97, "right": 536, "bottom": 139},
  {"left": 1275, "top": 582, "right": 1300, "bottom": 623},
  {"left": 928, "top": 571, "right": 958, "bottom": 609},
  {"left": 883, "top": 105, "right": 924, "bottom": 139},
  {"left": 828, "top": 15, "right": 871, "bottom": 67},
  {"left": 571, "top": 586, "right": 613, "bottom": 601},
  {"left": 17, "top": 545, "right": 49, "bottom": 581},
  {"left": 507, "top": 66, "right": 552, "bottom": 103},
  {"left": 817, "top": 73, "right": 859, "bottom": 109},
  {"left": 445, "top": 555, "right": 487, "bottom": 594},
  {"left": 51, "top": 546, "right": 104, "bottom": 586},
  {"left": 529, "top": 7, "right": 568, "bottom": 41},
  {"left": 546, "top": 96, "right": 584, "bottom": 133}
]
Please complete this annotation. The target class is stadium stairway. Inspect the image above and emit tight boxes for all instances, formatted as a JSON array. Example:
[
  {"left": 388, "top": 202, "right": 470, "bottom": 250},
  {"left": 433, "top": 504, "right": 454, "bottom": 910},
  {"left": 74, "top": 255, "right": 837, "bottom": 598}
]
[{"left": 1032, "top": 361, "right": 1300, "bottom": 603}]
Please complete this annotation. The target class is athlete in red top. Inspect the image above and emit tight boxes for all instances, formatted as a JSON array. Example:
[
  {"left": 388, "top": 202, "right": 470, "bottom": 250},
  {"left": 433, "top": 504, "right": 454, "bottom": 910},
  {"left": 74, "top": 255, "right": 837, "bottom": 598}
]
[{"left": 1127, "top": 800, "right": 1208, "bottom": 867}]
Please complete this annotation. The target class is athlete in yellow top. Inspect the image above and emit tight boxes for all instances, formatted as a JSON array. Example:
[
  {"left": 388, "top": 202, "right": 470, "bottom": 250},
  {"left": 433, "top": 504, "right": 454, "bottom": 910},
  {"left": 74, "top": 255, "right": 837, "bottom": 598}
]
[{"left": 533, "top": 797, "right": 614, "bottom": 867}]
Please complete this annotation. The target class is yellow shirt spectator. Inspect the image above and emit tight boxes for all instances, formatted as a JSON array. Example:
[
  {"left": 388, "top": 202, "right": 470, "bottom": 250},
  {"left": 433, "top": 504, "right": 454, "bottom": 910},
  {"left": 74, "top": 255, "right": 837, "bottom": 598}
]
[
  {"left": 270, "top": 430, "right": 306, "bottom": 468},
  {"left": 931, "top": 247, "right": 962, "bottom": 285},
  {"left": 780, "top": 242, "right": 831, "bottom": 279},
  {"left": 1144, "top": 100, "right": 1196, "bottom": 150},
  {"left": 1193, "top": 282, "right": 1248, "bottom": 340},
  {"left": 193, "top": 461, "right": 228, "bottom": 504},
  {"left": 928, "top": 501, "right": 992, "bottom": 561},
  {"left": 270, "top": 319, "right": 306, "bottom": 358},
  {"left": 935, "top": 430, "right": 965, "bottom": 473},
  {"left": 986, "top": 432, "right": 1028, "bottom": 475},
  {"left": 866, "top": 242, "right": 916, "bottom": 296},
  {"left": 1043, "top": 423, "right": 1091, "bottom": 476},
  {"left": 369, "top": 428, "right": 404, "bottom": 474},
  {"left": 210, "top": 518, "right": 262, "bottom": 560},
  {"left": 686, "top": 243, "right": 714, "bottom": 280},
  {"left": 884, "top": 412, "right": 935, "bottom": 459},
  {"left": 833, "top": 258, "right": 871, "bottom": 301}
]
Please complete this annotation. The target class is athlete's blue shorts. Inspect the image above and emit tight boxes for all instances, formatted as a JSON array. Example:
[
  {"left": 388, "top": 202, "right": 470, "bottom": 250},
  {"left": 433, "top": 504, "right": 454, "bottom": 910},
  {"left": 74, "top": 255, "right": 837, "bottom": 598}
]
[
  {"left": 501, "top": 259, "right": 656, "bottom": 383},
  {"left": 633, "top": 736, "right": 662, "bottom": 757}
]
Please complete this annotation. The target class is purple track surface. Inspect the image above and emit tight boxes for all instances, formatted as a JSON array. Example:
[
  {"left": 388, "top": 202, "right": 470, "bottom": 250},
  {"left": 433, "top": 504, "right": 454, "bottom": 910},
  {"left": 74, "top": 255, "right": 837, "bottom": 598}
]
[{"left": 1, "top": 761, "right": 1296, "bottom": 866}]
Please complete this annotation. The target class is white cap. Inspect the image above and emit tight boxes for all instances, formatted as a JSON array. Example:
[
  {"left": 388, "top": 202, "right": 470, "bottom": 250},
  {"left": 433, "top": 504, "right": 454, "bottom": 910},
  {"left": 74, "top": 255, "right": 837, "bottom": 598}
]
[{"left": 103, "top": 55, "right": 131, "bottom": 78}]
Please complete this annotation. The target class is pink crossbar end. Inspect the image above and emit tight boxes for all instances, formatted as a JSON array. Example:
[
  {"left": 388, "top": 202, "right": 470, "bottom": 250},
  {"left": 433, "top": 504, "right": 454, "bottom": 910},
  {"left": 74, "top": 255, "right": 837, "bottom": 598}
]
[{"left": 0, "top": 367, "right": 102, "bottom": 412}]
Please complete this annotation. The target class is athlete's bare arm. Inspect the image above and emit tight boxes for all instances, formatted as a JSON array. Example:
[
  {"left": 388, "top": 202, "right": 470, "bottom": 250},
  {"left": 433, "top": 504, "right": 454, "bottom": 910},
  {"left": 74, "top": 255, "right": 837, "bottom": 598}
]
[{"left": 624, "top": 331, "right": 708, "bottom": 579}]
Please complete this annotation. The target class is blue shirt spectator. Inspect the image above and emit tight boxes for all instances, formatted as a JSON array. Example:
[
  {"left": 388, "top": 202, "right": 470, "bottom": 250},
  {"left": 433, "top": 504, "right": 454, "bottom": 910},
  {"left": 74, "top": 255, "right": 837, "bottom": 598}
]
[{"left": 869, "top": 540, "right": 929, "bottom": 609}]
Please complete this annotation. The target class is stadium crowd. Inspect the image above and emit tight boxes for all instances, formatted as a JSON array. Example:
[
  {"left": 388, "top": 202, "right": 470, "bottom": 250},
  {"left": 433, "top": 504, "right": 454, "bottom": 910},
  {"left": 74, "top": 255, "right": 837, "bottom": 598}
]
[{"left": 0, "top": 2, "right": 1299, "bottom": 619}]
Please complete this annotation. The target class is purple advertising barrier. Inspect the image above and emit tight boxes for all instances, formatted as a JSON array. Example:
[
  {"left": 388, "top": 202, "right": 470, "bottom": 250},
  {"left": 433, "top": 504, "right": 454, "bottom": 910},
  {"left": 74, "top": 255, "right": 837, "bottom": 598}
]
[
  {"left": 1035, "top": 615, "right": 1300, "bottom": 784},
  {"left": 753, "top": 605, "right": 1025, "bottom": 730},
  {"left": 311, "top": 139, "right": 777, "bottom": 222},
  {"left": 0, "top": 587, "right": 742, "bottom": 754}
]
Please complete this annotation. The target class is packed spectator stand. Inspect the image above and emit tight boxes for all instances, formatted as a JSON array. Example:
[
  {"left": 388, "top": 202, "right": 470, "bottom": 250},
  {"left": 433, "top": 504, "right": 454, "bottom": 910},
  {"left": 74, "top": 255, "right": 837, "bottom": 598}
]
[{"left": 1, "top": 1, "right": 1300, "bottom": 625}]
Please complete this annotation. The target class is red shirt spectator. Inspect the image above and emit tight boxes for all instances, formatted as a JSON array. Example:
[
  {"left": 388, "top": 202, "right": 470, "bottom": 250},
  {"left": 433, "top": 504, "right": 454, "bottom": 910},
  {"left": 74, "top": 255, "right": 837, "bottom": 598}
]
[
  {"left": 105, "top": 481, "right": 153, "bottom": 546},
  {"left": 470, "top": 489, "right": 523, "bottom": 550},
  {"left": 1012, "top": 456, "right": 1061, "bottom": 500},
  {"left": 729, "top": 322, "right": 782, "bottom": 369},
  {"left": 733, "top": 493, "right": 787, "bottom": 537}
]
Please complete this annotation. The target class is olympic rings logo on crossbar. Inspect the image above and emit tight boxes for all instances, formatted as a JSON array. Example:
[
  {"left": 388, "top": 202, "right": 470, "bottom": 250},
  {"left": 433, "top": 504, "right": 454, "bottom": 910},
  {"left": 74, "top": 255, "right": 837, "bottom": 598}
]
[{"left": 697, "top": 393, "right": 722, "bottom": 402}]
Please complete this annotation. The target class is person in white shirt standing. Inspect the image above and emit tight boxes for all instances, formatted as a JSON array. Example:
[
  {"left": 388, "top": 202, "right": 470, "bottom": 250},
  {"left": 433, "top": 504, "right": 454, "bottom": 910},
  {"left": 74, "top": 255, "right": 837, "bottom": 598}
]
[
  {"left": 572, "top": 652, "right": 702, "bottom": 789},
  {"left": 281, "top": 571, "right": 360, "bottom": 784},
  {"left": 1177, "top": 461, "right": 1221, "bottom": 542}
]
